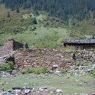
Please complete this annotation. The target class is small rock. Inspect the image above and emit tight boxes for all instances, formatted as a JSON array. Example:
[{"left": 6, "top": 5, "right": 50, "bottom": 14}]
[
  {"left": 23, "top": 87, "right": 32, "bottom": 94},
  {"left": 91, "top": 93, "right": 95, "bottom": 95},
  {"left": 2, "top": 91, "right": 13, "bottom": 95},
  {"left": 74, "top": 93, "right": 78, "bottom": 95},
  {"left": 56, "top": 89, "right": 63, "bottom": 93},
  {"left": 39, "top": 86, "right": 48, "bottom": 92}
]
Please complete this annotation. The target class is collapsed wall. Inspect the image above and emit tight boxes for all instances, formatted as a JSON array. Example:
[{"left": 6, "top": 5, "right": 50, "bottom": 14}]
[
  {"left": 3, "top": 39, "right": 24, "bottom": 52},
  {"left": 74, "top": 50, "right": 95, "bottom": 62},
  {"left": 14, "top": 48, "right": 74, "bottom": 69},
  {"left": 0, "top": 39, "right": 24, "bottom": 63}
]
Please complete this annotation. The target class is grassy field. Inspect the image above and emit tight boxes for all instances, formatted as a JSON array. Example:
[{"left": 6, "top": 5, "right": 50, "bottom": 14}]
[{"left": 0, "top": 74, "right": 95, "bottom": 95}]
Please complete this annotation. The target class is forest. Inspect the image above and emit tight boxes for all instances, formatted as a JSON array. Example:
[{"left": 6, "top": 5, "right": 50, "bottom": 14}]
[{"left": 1, "top": 0, "right": 95, "bottom": 21}]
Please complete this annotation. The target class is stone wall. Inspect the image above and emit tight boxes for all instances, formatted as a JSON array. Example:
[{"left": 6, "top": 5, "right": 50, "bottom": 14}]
[
  {"left": 74, "top": 50, "right": 95, "bottom": 62},
  {"left": 14, "top": 48, "right": 74, "bottom": 69},
  {"left": 0, "top": 39, "right": 25, "bottom": 63}
]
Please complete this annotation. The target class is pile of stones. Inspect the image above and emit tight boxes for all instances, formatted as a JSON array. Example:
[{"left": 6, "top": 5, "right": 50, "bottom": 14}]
[
  {"left": 0, "top": 87, "right": 95, "bottom": 95},
  {"left": 14, "top": 48, "right": 74, "bottom": 69},
  {"left": 0, "top": 87, "right": 63, "bottom": 95},
  {"left": 74, "top": 50, "right": 95, "bottom": 62}
]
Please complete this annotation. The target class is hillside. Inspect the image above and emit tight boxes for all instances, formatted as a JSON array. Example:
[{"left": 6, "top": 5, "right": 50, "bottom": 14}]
[
  {"left": 0, "top": 4, "right": 95, "bottom": 48},
  {"left": 0, "top": 5, "right": 70, "bottom": 48}
]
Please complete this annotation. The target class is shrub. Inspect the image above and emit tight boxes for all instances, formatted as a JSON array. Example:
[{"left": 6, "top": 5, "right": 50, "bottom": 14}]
[
  {"left": 0, "top": 61, "right": 14, "bottom": 72},
  {"left": 21, "top": 67, "right": 33, "bottom": 74},
  {"left": 21, "top": 67, "right": 49, "bottom": 74},
  {"left": 32, "top": 17, "right": 38, "bottom": 24},
  {"left": 90, "top": 69, "right": 95, "bottom": 77},
  {"left": 75, "top": 62, "right": 81, "bottom": 66}
]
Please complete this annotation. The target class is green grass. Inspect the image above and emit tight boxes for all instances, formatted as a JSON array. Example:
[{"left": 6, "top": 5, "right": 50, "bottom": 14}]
[
  {"left": 0, "top": 74, "right": 95, "bottom": 94},
  {"left": 17, "top": 27, "right": 69, "bottom": 48},
  {"left": 0, "top": 26, "right": 70, "bottom": 48},
  {"left": 0, "top": 61, "right": 14, "bottom": 73},
  {"left": 21, "top": 67, "right": 49, "bottom": 74}
]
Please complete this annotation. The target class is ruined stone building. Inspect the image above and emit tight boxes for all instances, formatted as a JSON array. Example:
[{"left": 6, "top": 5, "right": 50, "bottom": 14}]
[
  {"left": 0, "top": 39, "right": 25, "bottom": 63},
  {"left": 64, "top": 39, "right": 95, "bottom": 49}
]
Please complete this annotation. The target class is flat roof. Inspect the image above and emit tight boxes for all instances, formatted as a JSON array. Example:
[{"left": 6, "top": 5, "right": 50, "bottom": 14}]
[{"left": 64, "top": 39, "right": 95, "bottom": 45}]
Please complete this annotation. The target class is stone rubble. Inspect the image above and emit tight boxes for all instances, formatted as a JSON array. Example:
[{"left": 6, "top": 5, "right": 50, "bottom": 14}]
[
  {"left": 0, "top": 87, "right": 64, "bottom": 95},
  {"left": 14, "top": 48, "right": 74, "bottom": 69},
  {"left": 1, "top": 40, "right": 95, "bottom": 95},
  {"left": 74, "top": 50, "right": 95, "bottom": 62},
  {"left": 0, "top": 87, "right": 95, "bottom": 95}
]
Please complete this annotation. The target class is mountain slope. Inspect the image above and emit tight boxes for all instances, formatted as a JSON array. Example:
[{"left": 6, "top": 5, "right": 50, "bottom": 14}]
[
  {"left": 0, "top": 5, "right": 69, "bottom": 48},
  {"left": 0, "top": 1, "right": 95, "bottom": 48}
]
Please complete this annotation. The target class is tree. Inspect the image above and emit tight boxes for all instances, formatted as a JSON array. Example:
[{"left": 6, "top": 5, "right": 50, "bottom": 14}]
[
  {"left": 32, "top": 17, "right": 38, "bottom": 24},
  {"left": 16, "top": 7, "right": 20, "bottom": 13},
  {"left": 2, "top": 0, "right": 95, "bottom": 22},
  {"left": 7, "top": 12, "right": 10, "bottom": 18}
]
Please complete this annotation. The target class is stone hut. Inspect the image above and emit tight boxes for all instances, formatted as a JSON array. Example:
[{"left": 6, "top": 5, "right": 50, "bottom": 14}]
[{"left": 64, "top": 39, "right": 95, "bottom": 49}]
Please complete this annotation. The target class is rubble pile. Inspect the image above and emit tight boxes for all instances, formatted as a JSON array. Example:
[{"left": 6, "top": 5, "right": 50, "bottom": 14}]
[
  {"left": 0, "top": 39, "right": 24, "bottom": 63},
  {"left": 0, "top": 87, "right": 64, "bottom": 95},
  {"left": 0, "top": 87, "right": 95, "bottom": 95},
  {"left": 74, "top": 50, "right": 95, "bottom": 62},
  {"left": 14, "top": 48, "right": 74, "bottom": 69}
]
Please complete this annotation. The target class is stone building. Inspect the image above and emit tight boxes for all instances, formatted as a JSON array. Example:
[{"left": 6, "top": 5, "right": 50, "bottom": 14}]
[{"left": 64, "top": 39, "right": 95, "bottom": 49}]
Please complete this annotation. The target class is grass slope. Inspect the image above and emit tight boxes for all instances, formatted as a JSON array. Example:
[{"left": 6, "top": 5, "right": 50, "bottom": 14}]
[{"left": 0, "top": 5, "right": 70, "bottom": 48}]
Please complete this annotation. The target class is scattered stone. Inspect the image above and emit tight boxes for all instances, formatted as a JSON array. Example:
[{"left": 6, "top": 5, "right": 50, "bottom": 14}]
[
  {"left": 12, "top": 87, "right": 23, "bottom": 95},
  {"left": 39, "top": 86, "right": 48, "bottom": 92},
  {"left": 0, "top": 71, "right": 10, "bottom": 77},
  {"left": 11, "top": 70, "right": 17, "bottom": 77},
  {"left": 55, "top": 70, "right": 61, "bottom": 74},
  {"left": 90, "top": 93, "right": 95, "bottom": 95},
  {"left": 2, "top": 91, "right": 13, "bottom": 95},
  {"left": 74, "top": 93, "right": 78, "bottom": 95},
  {"left": 56, "top": 89, "right": 63, "bottom": 93},
  {"left": 14, "top": 48, "right": 73, "bottom": 69},
  {"left": 22, "top": 87, "right": 32, "bottom": 94}
]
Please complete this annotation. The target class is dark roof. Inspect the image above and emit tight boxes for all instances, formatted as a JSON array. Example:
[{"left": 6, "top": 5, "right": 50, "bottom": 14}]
[{"left": 64, "top": 39, "right": 95, "bottom": 45}]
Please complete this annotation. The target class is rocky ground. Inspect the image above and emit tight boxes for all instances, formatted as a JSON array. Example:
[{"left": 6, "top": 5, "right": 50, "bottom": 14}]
[
  {"left": 14, "top": 48, "right": 74, "bottom": 69},
  {"left": 1, "top": 87, "right": 95, "bottom": 95},
  {"left": 1, "top": 41, "right": 95, "bottom": 95},
  {"left": 0, "top": 72, "right": 95, "bottom": 95}
]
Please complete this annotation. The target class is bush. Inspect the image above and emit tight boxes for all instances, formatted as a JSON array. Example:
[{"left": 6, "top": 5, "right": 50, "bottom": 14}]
[
  {"left": 90, "top": 69, "right": 95, "bottom": 77},
  {"left": 21, "top": 67, "right": 49, "bottom": 74},
  {"left": 0, "top": 62, "right": 14, "bottom": 72},
  {"left": 32, "top": 17, "right": 38, "bottom": 24}
]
